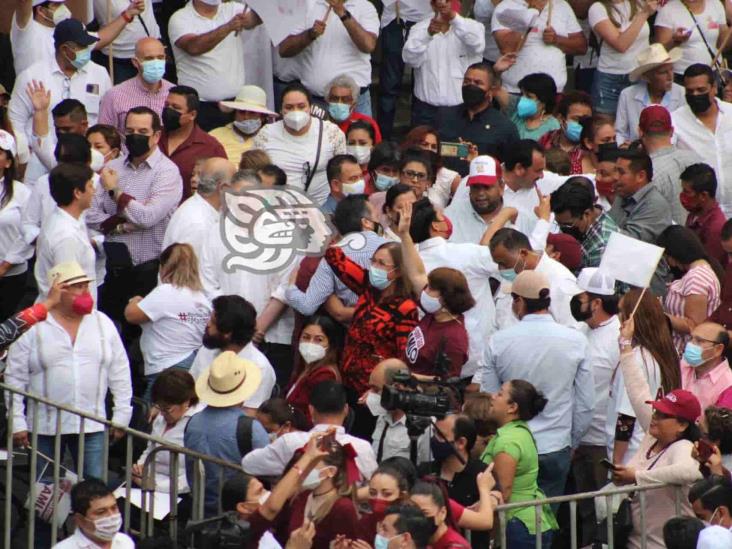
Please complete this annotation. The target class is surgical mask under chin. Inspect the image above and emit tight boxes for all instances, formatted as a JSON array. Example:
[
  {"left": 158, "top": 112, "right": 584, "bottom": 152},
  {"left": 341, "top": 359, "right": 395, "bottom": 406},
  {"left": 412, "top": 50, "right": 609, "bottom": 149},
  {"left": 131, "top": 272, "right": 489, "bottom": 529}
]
[
  {"left": 347, "top": 145, "right": 371, "bottom": 165},
  {"left": 90, "top": 148, "right": 105, "bottom": 172},
  {"left": 68, "top": 46, "right": 92, "bottom": 70},
  {"left": 52, "top": 4, "right": 72, "bottom": 25},
  {"left": 328, "top": 102, "right": 351, "bottom": 122},
  {"left": 369, "top": 265, "right": 393, "bottom": 290},
  {"left": 92, "top": 513, "right": 122, "bottom": 541},
  {"left": 342, "top": 179, "right": 366, "bottom": 196},
  {"left": 299, "top": 341, "right": 326, "bottom": 364},
  {"left": 375, "top": 173, "right": 398, "bottom": 191},
  {"left": 283, "top": 110, "right": 310, "bottom": 131},
  {"left": 140, "top": 59, "right": 166, "bottom": 84},
  {"left": 516, "top": 96, "right": 539, "bottom": 118},
  {"left": 234, "top": 118, "right": 262, "bottom": 135},
  {"left": 420, "top": 290, "right": 442, "bottom": 314},
  {"left": 683, "top": 342, "right": 710, "bottom": 367},
  {"left": 564, "top": 120, "right": 583, "bottom": 143},
  {"left": 365, "top": 391, "right": 387, "bottom": 417}
]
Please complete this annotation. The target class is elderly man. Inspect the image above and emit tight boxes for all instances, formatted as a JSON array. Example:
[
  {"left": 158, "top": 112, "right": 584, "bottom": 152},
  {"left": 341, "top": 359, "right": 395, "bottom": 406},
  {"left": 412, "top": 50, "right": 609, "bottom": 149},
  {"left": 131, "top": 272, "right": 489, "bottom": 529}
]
[
  {"left": 680, "top": 322, "right": 732, "bottom": 410},
  {"left": 616, "top": 44, "right": 686, "bottom": 145},
  {"left": 325, "top": 74, "right": 382, "bottom": 141},
  {"left": 98, "top": 37, "right": 173, "bottom": 134}
]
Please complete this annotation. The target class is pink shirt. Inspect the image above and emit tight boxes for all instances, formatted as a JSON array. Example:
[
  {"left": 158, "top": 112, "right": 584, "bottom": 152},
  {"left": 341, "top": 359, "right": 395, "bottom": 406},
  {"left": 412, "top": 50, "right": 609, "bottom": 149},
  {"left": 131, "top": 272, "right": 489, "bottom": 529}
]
[
  {"left": 98, "top": 76, "right": 174, "bottom": 135},
  {"left": 681, "top": 359, "right": 732, "bottom": 411}
]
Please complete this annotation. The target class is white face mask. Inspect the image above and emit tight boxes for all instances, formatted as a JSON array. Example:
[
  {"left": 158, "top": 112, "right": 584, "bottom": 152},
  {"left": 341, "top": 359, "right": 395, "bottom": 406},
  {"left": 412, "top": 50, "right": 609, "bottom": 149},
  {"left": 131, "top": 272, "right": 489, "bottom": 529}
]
[
  {"left": 347, "top": 145, "right": 372, "bottom": 165},
  {"left": 90, "top": 148, "right": 105, "bottom": 173},
  {"left": 258, "top": 490, "right": 271, "bottom": 505},
  {"left": 342, "top": 179, "right": 366, "bottom": 196},
  {"left": 234, "top": 118, "right": 262, "bottom": 135},
  {"left": 52, "top": 4, "right": 72, "bottom": 26},
  {"left": 299, "top": 341, "right": 327, "bottom": 364},
  {"left": 301, "top": 467, "right": 327, "bottom": 491},
  {"left": 92, "top": 513, "right": 122, "bottom": 541},
  {"left": 283, "top": 110, "right": 311, "bottom": 132},
  {"left": 420, "top": 290, "right": 443, "bottom": 314},
  {"left": 365, "top": 391, "right": 387, "bottom": 417},
  {"left": 198, "top": 0, "right": 221, "bottom": 5}
]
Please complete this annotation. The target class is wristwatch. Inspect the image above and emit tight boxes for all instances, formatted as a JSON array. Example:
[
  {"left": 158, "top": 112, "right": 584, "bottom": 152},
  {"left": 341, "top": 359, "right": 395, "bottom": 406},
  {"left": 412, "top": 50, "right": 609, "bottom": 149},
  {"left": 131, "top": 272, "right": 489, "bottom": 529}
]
[{"left": 340, "top": 10, "right": 352, "bottom": 22}]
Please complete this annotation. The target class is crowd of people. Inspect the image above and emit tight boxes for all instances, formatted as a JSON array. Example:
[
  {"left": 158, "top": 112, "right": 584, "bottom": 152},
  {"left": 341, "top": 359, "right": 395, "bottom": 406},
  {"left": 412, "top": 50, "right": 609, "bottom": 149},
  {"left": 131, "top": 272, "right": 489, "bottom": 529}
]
[{"left": 5, "top": 0, "right": 732, "bottom": 547}]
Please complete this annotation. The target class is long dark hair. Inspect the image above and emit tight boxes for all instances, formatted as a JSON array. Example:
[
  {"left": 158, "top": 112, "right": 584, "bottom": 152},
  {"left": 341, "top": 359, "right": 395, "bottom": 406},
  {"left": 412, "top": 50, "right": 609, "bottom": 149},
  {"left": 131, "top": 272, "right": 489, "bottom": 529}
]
[
  {"left": 657, "top": 225, "right": 725, "bottom": 283},
  {"left": 377, "top": 242, "right": 412, "bottom": 301},
  {"left": 0, "top": 143, "right": 16, "bottom": 209}
]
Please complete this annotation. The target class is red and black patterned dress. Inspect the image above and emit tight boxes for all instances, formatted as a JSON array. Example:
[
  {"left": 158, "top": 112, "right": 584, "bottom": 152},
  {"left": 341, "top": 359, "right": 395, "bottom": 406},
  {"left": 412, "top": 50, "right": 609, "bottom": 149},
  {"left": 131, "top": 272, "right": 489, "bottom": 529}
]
[{"left": 325, "top": 246, "right": 418, "bottom": 394}]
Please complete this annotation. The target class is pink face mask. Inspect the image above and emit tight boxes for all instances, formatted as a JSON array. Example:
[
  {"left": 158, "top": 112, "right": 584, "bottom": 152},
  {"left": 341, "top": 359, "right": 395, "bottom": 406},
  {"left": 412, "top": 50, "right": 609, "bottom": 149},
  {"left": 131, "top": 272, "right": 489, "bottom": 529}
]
[{"left": 72, "top": 293, "right": 94, "bottom": 315}]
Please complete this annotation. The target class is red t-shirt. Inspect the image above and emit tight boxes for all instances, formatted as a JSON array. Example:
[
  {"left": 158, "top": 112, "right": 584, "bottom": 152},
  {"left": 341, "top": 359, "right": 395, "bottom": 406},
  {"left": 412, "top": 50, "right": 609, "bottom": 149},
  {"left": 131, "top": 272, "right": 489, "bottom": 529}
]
[
  {"left": 432, "top": 526, "right": 471, "bottom": 549},
  {"left": 404, "top": 314, "right": 468, "bottom": 378}
]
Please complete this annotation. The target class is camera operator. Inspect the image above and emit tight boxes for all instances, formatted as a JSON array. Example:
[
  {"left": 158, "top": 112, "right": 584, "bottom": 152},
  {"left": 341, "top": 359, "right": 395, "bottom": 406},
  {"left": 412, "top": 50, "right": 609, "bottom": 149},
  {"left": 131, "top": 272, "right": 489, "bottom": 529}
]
[{"left": 360, "top": 358, "right": 431, "bottom": 464}]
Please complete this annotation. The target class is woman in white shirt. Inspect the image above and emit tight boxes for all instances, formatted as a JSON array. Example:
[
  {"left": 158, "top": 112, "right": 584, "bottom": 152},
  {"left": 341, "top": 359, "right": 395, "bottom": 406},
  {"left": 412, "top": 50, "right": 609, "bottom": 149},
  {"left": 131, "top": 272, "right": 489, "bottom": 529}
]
[
  {"left": 346, "top": 120, "right": 376, "bottom": 192},
  {"left": 0, "top": 130, "right": 31, "bottom": 320},
  {"left": 253, "top": 83, "right": 346, "bottom": 206},
  {"left": 124, "top": 243, "right": 212, "bottom": 401},
  {"left": 655, "top": 0, "right": 729, "bottom": 79},
  {"left": 588, "top": 0, "right": 656, "bottom": 113}
]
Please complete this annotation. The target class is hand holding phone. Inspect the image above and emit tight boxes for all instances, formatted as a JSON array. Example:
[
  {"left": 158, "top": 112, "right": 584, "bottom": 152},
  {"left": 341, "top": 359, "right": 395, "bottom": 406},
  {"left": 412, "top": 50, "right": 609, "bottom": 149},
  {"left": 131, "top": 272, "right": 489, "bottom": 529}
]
[{"left": 600, "top": 458, "right": 618, "bottom": 470}]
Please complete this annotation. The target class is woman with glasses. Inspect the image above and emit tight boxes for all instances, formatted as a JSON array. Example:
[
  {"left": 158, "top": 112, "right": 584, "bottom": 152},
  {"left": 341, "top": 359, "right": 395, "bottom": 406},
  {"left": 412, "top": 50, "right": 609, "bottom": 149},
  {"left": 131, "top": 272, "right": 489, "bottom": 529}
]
[
  {"left": 398, "top": 148, "right": 435, "bottom": 201},
  {"left": 325, "top": 240, "right": 418, "bottom": 437}
]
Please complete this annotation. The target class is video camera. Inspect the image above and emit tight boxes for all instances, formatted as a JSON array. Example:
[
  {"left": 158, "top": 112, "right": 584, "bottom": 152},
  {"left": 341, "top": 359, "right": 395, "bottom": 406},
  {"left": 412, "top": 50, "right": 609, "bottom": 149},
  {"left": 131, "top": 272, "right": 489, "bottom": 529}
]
[{"left": 183, "top": 512, "right": 250, "bottom": 549}]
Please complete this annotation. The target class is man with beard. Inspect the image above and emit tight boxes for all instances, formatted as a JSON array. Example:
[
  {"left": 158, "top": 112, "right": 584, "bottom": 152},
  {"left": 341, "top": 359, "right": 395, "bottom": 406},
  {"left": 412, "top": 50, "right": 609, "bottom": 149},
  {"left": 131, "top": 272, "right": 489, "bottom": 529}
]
[{"left": 189, "top": 295, "right": 276, "bottom": 415}]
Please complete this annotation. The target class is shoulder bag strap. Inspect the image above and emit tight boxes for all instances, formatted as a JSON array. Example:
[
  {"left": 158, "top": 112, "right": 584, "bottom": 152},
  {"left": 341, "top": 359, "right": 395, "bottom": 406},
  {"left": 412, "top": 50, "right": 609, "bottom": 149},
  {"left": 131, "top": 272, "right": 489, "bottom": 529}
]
[
  {"left": 304, "top": 118, "right": 324, "bottom": 193},
  {"left": 682, "top": 4, "right": 718, "bottom": 63}
]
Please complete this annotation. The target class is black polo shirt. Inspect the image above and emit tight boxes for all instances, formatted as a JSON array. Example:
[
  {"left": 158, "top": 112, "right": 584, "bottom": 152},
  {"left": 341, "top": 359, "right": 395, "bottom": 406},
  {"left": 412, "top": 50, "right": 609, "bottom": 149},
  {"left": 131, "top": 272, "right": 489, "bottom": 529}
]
[{"left": 437, "top": 105, "right": 520, "bottom": 175}]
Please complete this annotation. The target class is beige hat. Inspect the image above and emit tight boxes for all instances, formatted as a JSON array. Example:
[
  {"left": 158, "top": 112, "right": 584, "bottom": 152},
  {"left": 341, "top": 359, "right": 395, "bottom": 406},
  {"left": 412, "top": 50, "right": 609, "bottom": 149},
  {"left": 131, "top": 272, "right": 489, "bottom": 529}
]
[
  {"left": 195, "top": 351, "right": 262, "bottom": 408},
  {"left": 219, "top": 85, "right": 277, "bottom": 116},
  {"left": 511, "top": 270, "right": 550, "bottom": 299},
  {"left": 0, "top": 130, "right": 16, "bottom": 157},
  {"left": 629, "top": 44, "right": 683, "bottom": 82},
  {"left": 48, "top": 261, "right": 93, "bottom": 286}
]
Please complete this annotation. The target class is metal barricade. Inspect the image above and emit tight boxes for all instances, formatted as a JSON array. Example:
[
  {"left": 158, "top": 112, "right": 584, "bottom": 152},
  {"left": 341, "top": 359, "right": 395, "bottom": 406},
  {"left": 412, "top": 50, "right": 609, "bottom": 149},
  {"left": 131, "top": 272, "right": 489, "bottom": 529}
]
[
  {"left": 0, "top": 381, "right": 244, "bottom": 548},
  {"left": 495, "top": 482, "right": 683, "bottom": 549}
]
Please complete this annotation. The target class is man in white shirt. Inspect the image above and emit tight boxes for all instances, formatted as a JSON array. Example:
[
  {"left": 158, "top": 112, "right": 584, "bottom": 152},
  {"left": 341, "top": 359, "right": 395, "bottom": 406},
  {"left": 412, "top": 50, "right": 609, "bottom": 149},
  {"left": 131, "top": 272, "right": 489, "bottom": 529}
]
[
  {"left": 35, "top": 162, "right": 100, "bottom": 302},
  {"left": 162, "top": 157, "right": 237, "bottom": 263},
  {"left": 9, "top": 19, "right": 112, "bottom": 145},
  {"left": 52, "top": 478, "right": 134, "bottom": 548},
  {"left": 189, "top": 295, "right": 276, "bottom": 413},
  {"left": 403, "top": 0, "right": 485, "bottom": 127},
  {"left": 168, "top": 0, "right": 262, "bottom": 130},
  {"left": 279, "top": 0, "right": 380, "bottom": 115},
  {"left": 672, "top": 63, "right": 732, "bottom": 217},
  {"left": 242, "top": 380, "right": 378, "bottom": 479},
  {"left": 6, "top": 261, "right": 132, "bottom": 481}
]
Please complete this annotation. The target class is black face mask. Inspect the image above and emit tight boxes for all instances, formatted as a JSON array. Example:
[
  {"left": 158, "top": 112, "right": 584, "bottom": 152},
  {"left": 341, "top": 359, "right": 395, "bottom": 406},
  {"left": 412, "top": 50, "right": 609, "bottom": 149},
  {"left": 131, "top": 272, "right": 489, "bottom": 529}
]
[
  {"left": 430, "top": 437, "right": 455, "bottom": 461},
  {"left": 570, "top": 294, "right": 592, "bottom": 322},
  {"left": 686, "top": 93, "right": 712, "bottom": 114},
  {"left": 560, "top": 224, "right": 585, "bottom": 242},
  {"left": 162, "top": 107, "right": 182, "bottom": 132},
  {"left": 125, "top": 133, "right": 151, "bottom": 158},
  {"left": 462, "top": 85, "right": 486, "bottom": 108}
]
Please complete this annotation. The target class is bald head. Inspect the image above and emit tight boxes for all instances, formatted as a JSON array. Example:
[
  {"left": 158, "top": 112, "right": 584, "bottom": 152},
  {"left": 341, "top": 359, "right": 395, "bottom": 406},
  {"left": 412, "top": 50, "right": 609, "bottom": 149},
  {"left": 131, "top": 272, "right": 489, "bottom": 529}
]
[
  {"left": 197, "top": 158, "right": 236, "bottom": 196},
  {"left": 693, "top": 322, "right": 729, "bottom": 346},
  {"left": 133, "top": 38, "right": 166, "bottom": 81},
  {"left": 369, "top": 358, "right": 408, "bottom": 392},
  {"left": 135, "top": 38, "right": 166, "bottom": 60}
]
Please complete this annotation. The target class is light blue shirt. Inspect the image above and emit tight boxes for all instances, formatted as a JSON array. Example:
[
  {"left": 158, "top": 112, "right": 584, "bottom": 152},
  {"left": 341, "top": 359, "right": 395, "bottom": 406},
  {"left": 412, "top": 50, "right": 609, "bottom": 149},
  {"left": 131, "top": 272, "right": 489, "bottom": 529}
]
[{"left": 480, "top": 314, "right": 594, "bottom": 453}]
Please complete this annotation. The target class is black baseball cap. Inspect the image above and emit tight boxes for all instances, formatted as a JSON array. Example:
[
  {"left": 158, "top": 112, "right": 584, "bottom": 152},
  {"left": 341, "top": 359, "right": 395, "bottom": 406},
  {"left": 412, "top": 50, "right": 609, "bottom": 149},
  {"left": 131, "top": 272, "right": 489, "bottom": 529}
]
[{"left": 54, "top": 18, "right": 98, "bottom": 49}]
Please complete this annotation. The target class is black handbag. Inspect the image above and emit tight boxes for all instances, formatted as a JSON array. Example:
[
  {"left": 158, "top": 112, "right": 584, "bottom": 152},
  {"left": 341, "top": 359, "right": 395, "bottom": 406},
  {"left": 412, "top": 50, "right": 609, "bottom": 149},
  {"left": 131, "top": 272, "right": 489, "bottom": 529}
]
[{"left": 595, "top": 497, "right": 633, "bottom": 548}]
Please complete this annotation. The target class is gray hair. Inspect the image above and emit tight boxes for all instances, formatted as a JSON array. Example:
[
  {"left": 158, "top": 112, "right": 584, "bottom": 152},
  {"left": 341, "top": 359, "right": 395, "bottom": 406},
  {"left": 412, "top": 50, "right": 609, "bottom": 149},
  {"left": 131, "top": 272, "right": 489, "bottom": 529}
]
[
  {"left": 197, "top": 167, "right": 231, "bottom": 195},
  {"left": 231, "top": 169, "right": 262, "bottom": 187},
  {"left": 326, "top": 74, "right": 360, "bottom": 104}
]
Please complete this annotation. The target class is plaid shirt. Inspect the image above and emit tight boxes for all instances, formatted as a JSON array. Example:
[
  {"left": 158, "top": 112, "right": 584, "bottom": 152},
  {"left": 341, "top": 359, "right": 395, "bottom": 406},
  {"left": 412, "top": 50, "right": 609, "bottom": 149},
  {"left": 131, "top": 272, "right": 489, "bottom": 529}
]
[{"left": 581, "top": 212, "right": 618, "bottom": 268}]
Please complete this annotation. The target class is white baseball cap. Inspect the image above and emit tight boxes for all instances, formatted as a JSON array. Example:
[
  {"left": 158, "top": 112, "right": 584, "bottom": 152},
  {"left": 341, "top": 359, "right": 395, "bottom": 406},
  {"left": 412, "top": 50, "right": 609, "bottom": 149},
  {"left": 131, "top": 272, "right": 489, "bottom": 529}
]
[
  {"left": 577, "top": 267, "right": 616, "bottom": 296},
  {"left": 467, "top": 155, "right": 502, "bottom": 187},
  {"left": 0, "top": 130, "right": 17, "bottom": 157}
]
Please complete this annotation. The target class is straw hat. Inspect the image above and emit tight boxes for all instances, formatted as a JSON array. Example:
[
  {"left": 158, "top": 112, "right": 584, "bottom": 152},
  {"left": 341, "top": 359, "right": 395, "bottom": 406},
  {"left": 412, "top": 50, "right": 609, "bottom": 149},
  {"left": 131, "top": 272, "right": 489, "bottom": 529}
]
[
  {"left": 48, "top": 261, "right": 93, "bottom": 286},
  {"left": 219, "top": 85, "right": 277, "bottom": 116},
  {"left": 629, "top": 44, "right": 682, "bottom": 82},
  {"left": 195, "top": 351, "right": 262, "bottom": 408}
]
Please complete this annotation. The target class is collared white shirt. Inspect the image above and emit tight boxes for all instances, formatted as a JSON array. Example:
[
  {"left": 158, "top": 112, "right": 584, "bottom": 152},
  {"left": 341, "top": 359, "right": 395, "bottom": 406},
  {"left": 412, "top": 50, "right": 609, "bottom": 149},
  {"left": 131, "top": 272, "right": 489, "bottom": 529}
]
[
  {"left": 0, "top": 180, "right": 32, "bottom": 278},
  {"left": 535, "top": 252, "right": 582, "bottom": 329},
  {"left": 501, "top": 172, "right": 569, "bottom": 215},
  {"left": 582, "top": 316, "right": 620, "bottom": 447},
  {"left": 480, "top": 314, "right": 594, "bottom": 453},
  {"left": 51, "top": 527, "right": 135, "bottom": 549},
  {"left": 418, "top": 237, "right": 498, "bottom": 377},
  {"left": 168, "top": 1, "right": 246, "bottom": 102},
  {"left": 241, "top": 424, "right": 378, "bottom": 479},
  {"left": 93, "top": 0, "right": 161, "bottom": 59},
  {"left": 615, "top": 82, "right": 686, "bottom": 145},
  {"left": 199, "top": 230, "right": 295, "bottom": 345},
  {"left": 290, "top": 0, "right": 380, "bottom": 95},
  {"left": 474, "top": 0, "right": 502, "bottom": 62},
  {"left": 381, "top": 0, "right": 433, "bottom": 27},
  {"left": 162, "top": 192, "right": 219, "bottom": 266},
  {"left": 5, "top": 310, "right": 132, "bottom": 435},
  {"left": 672, "top": 100, "right": 732, "bottom": 216},
  {"left": 403, "top": 15, "right": 485, "bottom": 106},
  {"left": 190, "top": 344, "right": 276, "bottom": 410},
  {"left": 10, "top": 14, "right": 54, "bottom": 75},
  {"left": 371, "top": 412, "right": 431, "bottom": 464},
  {"left": 9, "top": 57, "right": 112, "bottom": 145},
  {"left": 35, "top": 208, "right": 98, "bottom": 302}
]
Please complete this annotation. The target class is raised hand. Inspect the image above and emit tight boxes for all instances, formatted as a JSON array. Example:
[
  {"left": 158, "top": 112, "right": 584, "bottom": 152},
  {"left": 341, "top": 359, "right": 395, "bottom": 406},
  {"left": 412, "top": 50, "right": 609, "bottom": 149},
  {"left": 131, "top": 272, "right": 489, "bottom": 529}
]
[{"left": 26, "top": 80, "right": 51, "bottom": 113}]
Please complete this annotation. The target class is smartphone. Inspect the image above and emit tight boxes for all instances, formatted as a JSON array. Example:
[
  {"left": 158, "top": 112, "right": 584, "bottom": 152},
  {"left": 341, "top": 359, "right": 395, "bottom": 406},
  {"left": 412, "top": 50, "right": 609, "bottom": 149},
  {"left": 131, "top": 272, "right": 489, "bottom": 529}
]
[
  {"left": 440, "top": 142, "right": 469, "bottom": 159},
  {"left": 600, "top": 458, "right": 618, "bottom": 471},
  {"left": 318, "top": 431, "right": 336, "bottom": 452},
  {"left": 697, "top": 439, "right": 715, "bottom": 463}
]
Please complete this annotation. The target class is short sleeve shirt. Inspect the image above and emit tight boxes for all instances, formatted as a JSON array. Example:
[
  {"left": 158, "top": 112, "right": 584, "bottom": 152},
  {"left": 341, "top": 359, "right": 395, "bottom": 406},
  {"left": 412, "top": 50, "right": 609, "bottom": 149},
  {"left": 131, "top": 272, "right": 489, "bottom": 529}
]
[
  {"left": 588, "top": 0, "right": 650, "bottom": 74},
  {"left": 405, "top": 314, "right": 468, "bottom": 378},
  {"left": 10, "top": 15, "right": 54, "bottom": 74}
]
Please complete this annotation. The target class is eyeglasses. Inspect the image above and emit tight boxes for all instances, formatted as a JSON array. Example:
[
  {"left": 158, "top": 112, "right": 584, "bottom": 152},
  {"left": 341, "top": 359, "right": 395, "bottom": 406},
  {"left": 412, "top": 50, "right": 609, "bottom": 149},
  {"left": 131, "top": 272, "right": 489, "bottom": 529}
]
[
  {"left": 402, "top": 169, "right": 428, "bottom": 181},
  {"left": 370, "top": 257, "right": 395, "bottom": 269},
  {"left": 153, "top": 403, "right": 176, "bottom": 414},
  {"left": 652, "top": 409, "right": 674, "bottom": 421},
  {"left": 558, "top": 219, "right": 580, "bottom": 231},
  {"left": 689, "top": 335, "right": 719, "bottom": 346}
]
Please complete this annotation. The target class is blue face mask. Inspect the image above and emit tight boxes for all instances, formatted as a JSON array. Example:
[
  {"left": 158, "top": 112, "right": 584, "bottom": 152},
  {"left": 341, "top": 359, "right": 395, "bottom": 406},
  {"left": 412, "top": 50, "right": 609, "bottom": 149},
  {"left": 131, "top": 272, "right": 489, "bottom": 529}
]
[
  {"left": 499, "top": 268, "right": 517, "bottom": 282},
  {"left": 374, "top": 534, "right": 393, "bottom": 549},
  {"left": 369, "top": 265, "right": 393, "bottom": 290},
  {"left": 683, "top": 342, "right": 709, "bottom": 367},
  {"left": 68, "top": 46, "right": 92, "bottom": 70},
  {"left": 375, "top": 173, "right": 398, "bottom": 191},
  {"left": 564, "top": 120, "right": 583, "bottom": 143},
  {"left": 140, "top": 59, "right": 166, "bottom": 84},
  {"left": 328, "top": 102, "right": 351, "bottom": 122},
  {"left": 516, "top": 96, "right": 539, "bottom": 119}
]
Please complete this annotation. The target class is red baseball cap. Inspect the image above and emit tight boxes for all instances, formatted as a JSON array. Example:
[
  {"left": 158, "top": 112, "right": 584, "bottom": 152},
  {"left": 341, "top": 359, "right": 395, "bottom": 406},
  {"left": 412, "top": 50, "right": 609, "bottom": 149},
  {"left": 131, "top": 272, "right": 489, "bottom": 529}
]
[
  {"left": 639, "top": 105, "right": 672, "bottom": 134},
  {"left": 467, "top": 155, "right": 502, "bottom": 187},
  {"left": 646, "top": 389, "right": 701, "bottom": 423}
]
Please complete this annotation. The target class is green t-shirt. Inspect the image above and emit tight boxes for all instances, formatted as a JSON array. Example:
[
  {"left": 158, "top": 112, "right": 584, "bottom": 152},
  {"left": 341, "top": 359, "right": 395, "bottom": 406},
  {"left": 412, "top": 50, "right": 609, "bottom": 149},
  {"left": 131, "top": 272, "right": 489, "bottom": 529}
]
[
  {"left": 506, "top": 95, "right": 561, "bottom": 141},
  {"left": 481, "top": 420, "right": 558, "bottom": 534}
]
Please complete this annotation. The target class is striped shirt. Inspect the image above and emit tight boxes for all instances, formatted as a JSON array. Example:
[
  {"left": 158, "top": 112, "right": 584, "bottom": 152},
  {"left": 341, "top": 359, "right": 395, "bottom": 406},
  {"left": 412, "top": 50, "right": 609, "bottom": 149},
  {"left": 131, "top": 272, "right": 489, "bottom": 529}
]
[
  {"left": 98, "top": 76, "right": 174, "bottom": 135},
  {"left": 85, "top": 148, "right": 182, "bottom": 265},
  {"left": 664, "top": 263, "right": 721, "bottom": 353}
]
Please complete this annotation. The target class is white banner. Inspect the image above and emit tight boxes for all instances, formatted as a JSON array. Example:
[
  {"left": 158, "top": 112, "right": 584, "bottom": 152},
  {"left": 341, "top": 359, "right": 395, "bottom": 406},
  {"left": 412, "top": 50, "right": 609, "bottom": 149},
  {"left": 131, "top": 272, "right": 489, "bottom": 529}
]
[
  {"left": 598, "top": 232, "right": 664, "bottom": 288},
  {"left": 246, "top": 0, "right": 312, "bottom": 47}
]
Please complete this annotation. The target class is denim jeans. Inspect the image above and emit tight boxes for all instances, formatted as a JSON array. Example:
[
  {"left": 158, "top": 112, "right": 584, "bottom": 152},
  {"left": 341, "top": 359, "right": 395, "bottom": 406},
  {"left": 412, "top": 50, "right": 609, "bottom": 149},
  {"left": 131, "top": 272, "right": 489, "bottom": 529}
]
[
  {"left": 36, "top": 431, "right": 106, "bottom": 481},
  {"left": 506, "top": 518, "right": 554, "bottom": 549},
  {"left": 377, "top": 19, "right": 415, "bottom": 139},
  {"left": 143, "top": 351, "right": 197, "bottom": 402},
  {"left": 538, "top": 446, "right": 572, "bottom": 512},
  {"left": 591, "top": 71, "right": 630, "bottom": 114}
]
